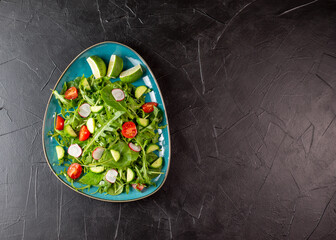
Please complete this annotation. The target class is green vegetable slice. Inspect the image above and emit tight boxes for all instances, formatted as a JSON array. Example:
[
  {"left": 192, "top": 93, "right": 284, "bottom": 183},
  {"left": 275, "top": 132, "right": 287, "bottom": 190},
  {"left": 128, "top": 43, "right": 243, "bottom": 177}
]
[
  {"left": 137, "top": 118, "right": 149, "bottom": 127},
  {"left": 90, "top": 106, "right": 103, "bottom": 113},
  {"left": 135, "top": 86, "right": 148, "bottom": 99},
  {"left": 87, "top": 118, "right": 95, "bottom": 133},
  {"left": 87, "top": 56, "right": 106, "bottom": 79},
  {"left": 56, "top": 146, "right": 65, "bottom": 159},
  {"left": 119, "top": 64, "right": 143, "bottom": 83},
  {"left": 151, "top": 157, "right": 163, "bottom": 168},
  {"left": 90, "top": 166, "right": 105, "bottom": 173},
  {"left": 64, "top": 125, "right": 77, "bottom": 137},
  {"left": 106, "top": 55, "right": 123, "bottom": 78},
  {"left": 146, "top": 144, "right": 159, "bottom": 153},
  {"left": 126, "top": 168, "right": 135, "bottom": 182},
  {"left": 110, "top": 149, "right": 120, "bottom": 161}
]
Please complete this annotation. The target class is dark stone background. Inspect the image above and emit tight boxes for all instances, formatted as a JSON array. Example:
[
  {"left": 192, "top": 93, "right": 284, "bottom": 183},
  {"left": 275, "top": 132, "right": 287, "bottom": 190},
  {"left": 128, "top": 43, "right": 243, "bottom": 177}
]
[{"left": 0, "top": 0, "right": 336, "bottom": 239}]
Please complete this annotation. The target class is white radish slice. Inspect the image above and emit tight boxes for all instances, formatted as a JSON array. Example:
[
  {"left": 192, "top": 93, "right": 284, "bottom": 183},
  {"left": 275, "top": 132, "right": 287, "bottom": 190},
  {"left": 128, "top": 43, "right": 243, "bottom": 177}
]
[
  {"left": 129, "top": 142, "right": 141, "bottom": 152},
  {"left": 92, "top": 147, "right": 105, "bottom": 160},
  {"left": 68, "top": 144, "right": 82, "bottom": 158},
  {"left": 105, "top": 169, "right": 118, "bottom": 183},
  {"left": 78, "top": 103, "right": 91, "bottom": 118},
  {"left": 111, "top": 88, "right": 125, "bottom": 101}
]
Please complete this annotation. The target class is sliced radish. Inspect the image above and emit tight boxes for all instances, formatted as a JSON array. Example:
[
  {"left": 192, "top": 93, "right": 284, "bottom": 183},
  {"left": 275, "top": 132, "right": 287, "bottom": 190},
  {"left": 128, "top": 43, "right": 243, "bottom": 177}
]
[
  {"left": 92, "top": 147, "right": 105, "bottom": 160},
  {"left": 111, "top": 88, "right": 125, "bottom": 101},
  {"left": 68, "top": 144, "right": 82, "bottom": 158},
  {"left": 78, "top": 103, "right": 91, "bottom": 118},
  {"left": 129, "top": 142, "right": 141, "bottom": 152},
  {"left": 105, "top": 169, "right": 118, "bottom": 183}
]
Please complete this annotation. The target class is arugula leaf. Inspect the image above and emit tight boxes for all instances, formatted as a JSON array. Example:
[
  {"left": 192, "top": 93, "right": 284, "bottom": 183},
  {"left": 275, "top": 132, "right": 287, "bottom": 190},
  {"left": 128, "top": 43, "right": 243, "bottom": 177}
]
[
  {"left": 83, "top": 111, "right": 125, "bottom": 153},
  {"left": 101, "top": 85, "right": 134, "bottom": 118},
  {"left": 148, "top": 166, "right": 162, "bottom": 179},
  {"left": 79, "top": 88, "right": 95, "bottom": 105},
  {"left": 127, "top": 97, "right": 144, "bottom": 111},
  {"left": 53, "top": 90, "right": 71, "bottom": 106},
  {"left": 79, "top": 172, "right": 105, "bottom": 185},
  {"left": 107, "top": 182, "right": 124, "bottom": 195},
  {"left": 146, "top": 152, "right": 158, "bottom": 163}
]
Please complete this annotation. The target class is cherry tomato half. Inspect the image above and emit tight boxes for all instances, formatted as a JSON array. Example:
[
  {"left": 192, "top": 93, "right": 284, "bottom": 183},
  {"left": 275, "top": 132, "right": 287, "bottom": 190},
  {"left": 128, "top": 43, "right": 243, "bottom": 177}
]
[
  {"left": 55, "top": 116, "right": 64, "bottom": 130},
  {"left": 64, "top": 87, "right": 78, "bottom": 100},
  {"left": 142, "top": 102, "right": 158, "bottom": 113},
  {"left": 79, "top": 125, "right": 90, "bottom": 141},
  {"left": 122, "top": 121, "right": 137, "bottom": 138},
  {"left": 67, "top": 163, "right": 82, "bottom": 179},
  {"left": 132, "top": 183, "right": 145, "bottom": 191}
]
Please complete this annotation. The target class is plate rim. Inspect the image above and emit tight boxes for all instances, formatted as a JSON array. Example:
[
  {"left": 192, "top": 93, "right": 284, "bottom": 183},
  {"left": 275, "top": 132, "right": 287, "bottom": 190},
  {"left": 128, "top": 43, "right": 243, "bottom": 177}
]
[{"left": 42, "top": 41, "right": 171, "bottom": 203}]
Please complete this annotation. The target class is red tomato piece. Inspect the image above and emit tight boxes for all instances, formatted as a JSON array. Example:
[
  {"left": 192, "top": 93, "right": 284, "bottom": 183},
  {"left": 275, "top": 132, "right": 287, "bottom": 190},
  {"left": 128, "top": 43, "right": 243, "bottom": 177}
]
[
  {"left": 122, "top": 121, "right": 137, "bottom": 138},
  {"left": 55, "top": 116, "right": 64, "bottom": 130},
  {"left": 132, "top": 183, "right": 145, "bottom": 191},
  {"left": 79, "top": 125, "right": 90, "bottom": 141},
  {"left": 64, "top": 87, "right": 78, "bottom": 100},
  {"left": 67, "top": 163, "right": 82, "bottom": 179},
  {"left": 142, "top": 102, "right": 158, "bottom": 113}
]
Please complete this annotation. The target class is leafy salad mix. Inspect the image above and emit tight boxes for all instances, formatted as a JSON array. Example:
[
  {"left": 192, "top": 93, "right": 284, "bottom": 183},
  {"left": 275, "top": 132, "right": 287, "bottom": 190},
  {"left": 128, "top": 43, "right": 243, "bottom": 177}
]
[{"left": 49, "top": 54, "right": 165, "bottom": 196}]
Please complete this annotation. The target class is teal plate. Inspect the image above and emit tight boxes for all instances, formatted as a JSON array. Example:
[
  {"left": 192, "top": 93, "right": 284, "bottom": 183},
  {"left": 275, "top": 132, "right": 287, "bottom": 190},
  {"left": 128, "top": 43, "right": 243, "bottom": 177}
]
[{"left": 42, "top": 41, "right": 171, "bottom": 202}]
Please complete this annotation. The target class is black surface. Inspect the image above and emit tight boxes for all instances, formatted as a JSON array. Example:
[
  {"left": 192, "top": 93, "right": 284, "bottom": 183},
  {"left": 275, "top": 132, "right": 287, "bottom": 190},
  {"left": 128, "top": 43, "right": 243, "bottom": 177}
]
[{"left": 1, "top": 0, "right": 336, "bottom": 239}]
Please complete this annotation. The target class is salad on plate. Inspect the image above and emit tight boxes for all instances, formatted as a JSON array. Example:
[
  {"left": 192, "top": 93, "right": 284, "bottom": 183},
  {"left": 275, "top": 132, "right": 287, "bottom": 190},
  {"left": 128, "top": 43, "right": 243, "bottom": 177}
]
[{"left": 49, "top": 54, "right": 166, "bottom": 196}]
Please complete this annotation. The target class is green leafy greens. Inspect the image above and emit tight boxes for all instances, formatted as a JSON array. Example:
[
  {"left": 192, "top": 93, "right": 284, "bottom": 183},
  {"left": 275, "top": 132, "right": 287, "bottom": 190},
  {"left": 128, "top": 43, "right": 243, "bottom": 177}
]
[{"left": 48, "top": 71, "right": 166, "bottom": 196}]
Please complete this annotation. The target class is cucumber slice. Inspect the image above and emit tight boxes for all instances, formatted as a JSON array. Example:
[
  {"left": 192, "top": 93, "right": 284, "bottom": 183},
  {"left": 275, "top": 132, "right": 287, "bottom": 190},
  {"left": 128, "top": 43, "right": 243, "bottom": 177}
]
[
  {"left": 151, "top": 157, "right": 163, "bottom": 168},
  {"left": 126, "top": 168, "right": 135, "bottom": 182},
  {"left": 146, "top": 144, "right": 159, "bottom": 153},
  {"left": 87, "top": 118, "right": 95, "bottom": 133},
  {"left": 64, "top": 125, "right": 77, "bottom": 137},
  {"left": 110, "top": 149, "right": 120, "bottom": 161},
  {"left": 80, "top": 78, "right": 91, "bottom": 90},
  {"left": 90, "top": 106, "right": 103, "bottom": 113},
  {"left": 90, "top": 166, "right": 105, "bottom": 173},
  {"left": 136, "top": 117, "right": 149, "bottom": 127},
  {"left": 55, "top": 146, "right": 65, "bottom": 159},
  {"left": 135, "top": 86, "right": 148, "bottom": 99}
]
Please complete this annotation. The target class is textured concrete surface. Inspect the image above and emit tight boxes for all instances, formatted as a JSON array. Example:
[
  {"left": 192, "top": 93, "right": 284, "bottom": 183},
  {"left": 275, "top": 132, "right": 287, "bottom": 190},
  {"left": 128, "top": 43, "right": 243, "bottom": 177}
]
[{"left": 1, "top": 0, "right": 336, "bottom": 239}]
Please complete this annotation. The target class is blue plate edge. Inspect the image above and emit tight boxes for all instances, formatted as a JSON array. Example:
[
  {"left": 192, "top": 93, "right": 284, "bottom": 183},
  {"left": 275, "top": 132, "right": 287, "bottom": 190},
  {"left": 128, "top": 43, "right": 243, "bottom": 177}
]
[{"left": 41, "top": 41, "right": 171, "bottom": 203}]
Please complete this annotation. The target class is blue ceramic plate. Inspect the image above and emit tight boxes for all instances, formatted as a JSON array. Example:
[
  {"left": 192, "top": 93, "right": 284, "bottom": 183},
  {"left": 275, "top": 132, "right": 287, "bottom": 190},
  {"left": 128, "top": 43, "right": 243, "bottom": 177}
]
[{"left": 42, "top": 41, "right": 170, "bottom": 202}]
